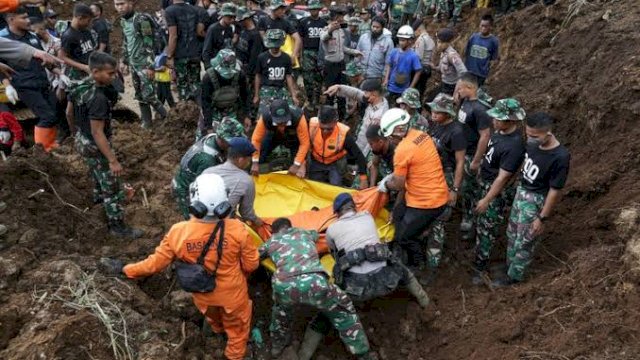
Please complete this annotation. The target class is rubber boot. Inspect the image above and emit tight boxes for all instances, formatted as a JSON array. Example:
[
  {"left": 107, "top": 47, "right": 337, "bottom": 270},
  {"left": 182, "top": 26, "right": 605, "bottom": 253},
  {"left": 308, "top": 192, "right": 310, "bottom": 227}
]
[
  {"left": 139, "top": 103, "right": 153, "bottom": 129},
  {"left": 34, "top": 126, "right": 58, "bottom": 152},
  {"left": 153, "top": 103, "right": 167, "bottom": 121},
  {"left": 109, "top": 220, "right": 144, "bottom": 239},
  {"left": 297, "top": 327, "right": 324, "bottom": 360},
  {"left": 404, "top": 267, "right": 430, "bottom": 308}
]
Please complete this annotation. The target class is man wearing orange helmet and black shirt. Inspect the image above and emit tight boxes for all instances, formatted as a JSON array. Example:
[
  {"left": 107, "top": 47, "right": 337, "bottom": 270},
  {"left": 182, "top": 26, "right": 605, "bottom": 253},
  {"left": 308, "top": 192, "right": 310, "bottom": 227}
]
[
  {"left": 298, "top": 105, "right": 368, "bottom": 188},
  {"left": 377, "top": 108, "right": 449, "bottom": 284}
]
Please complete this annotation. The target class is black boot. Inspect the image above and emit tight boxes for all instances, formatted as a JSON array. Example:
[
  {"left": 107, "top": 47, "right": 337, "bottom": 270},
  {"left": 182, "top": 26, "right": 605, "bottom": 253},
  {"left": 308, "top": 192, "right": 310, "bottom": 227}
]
[
  {"left": 471, "top": 260, "right": 488, "bottom": 286},
  {"left": 153, "top": 103, "right": 167, "bottom": 121},
  {"left": 109, "top": 221, "right": 144, "bottom": 239},
  {"left": 139, "top": 103, "right": 153, "bottom": 129},
  {"left": 491, "top": 277, "right": 519, "bottom": 288}
]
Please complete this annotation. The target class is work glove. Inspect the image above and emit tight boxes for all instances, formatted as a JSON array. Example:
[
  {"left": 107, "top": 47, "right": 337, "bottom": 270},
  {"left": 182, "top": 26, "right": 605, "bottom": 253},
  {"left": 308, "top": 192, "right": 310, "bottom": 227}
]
[
  {"left": 98, "top": 257, "right": 126, "bottom": 277},
  {"left": 377, "top": 174, "right": 393, "bottom": 193},
  {"left": 58, "top": 74, "right": 71, "bottom": 88},
  {"left": 5, "top": 84, "right": 18, "bottom": 104}
]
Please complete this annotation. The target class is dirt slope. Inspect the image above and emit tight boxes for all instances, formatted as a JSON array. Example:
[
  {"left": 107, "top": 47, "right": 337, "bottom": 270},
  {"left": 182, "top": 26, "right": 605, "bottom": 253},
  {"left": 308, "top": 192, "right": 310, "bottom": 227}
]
[{"left": 1, "top": 0, "right": 640, "bottom": 359}]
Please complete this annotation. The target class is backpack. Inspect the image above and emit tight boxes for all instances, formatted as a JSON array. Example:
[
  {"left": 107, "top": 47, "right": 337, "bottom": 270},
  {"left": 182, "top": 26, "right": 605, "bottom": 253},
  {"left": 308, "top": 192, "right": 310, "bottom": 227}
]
[
  {"left": 133, "top": 13, "right": 167, "bottom": 55},
  {"left": 206, "top": 68, "right": 239, "bottom": 109}
]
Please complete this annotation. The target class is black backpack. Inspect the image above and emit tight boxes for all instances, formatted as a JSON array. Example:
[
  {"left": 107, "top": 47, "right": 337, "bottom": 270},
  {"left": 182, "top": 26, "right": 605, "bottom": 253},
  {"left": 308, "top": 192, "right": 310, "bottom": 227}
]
[{"left": 134, "top": 13, "right": 168, "bottom": 55}]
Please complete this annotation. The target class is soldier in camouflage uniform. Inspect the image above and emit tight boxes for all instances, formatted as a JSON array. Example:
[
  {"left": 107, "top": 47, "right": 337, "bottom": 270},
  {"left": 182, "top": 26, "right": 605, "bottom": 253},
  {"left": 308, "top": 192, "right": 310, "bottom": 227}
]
[
  {"left": 470, "top": 99, "right": 526, "bottom": 285},
  {"left": 115, "top": 0, "right": 168, "bottom": 129},
  {"left": 425, "top": 94, "right": 466, "bottom": 273},
  {"left": 495, "top": 111, "right": 570, "bottom": 287},
  {"left": 254, "top": 29, "right": 299, "bottom": 111},
  {"left": 69, "top": 52, "right": 143, "bottom": 239},
  {"left": 388, "top": 0, "right": 403, "bottom": 36},
  {"left": 259, "top": 218, "right": 375, "bottom": 360},
  {"left": 172, "top": 117, "right": 245, "bottom": 219},
  {"left": 395, "top": 88, "right": 430, "bottom": 132},
  {"left": 298, "top": 0, "right": 326, "bottom": 112},
  {"left": 200, "top": 49, "right": 250, "bottom": 139}
]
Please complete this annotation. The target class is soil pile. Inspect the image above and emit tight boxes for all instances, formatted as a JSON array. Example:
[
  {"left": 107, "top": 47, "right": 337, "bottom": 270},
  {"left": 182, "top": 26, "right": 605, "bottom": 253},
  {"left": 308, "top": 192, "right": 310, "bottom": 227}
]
[{"left": 2, "top": 0, "right": 639, "bottom": 359}]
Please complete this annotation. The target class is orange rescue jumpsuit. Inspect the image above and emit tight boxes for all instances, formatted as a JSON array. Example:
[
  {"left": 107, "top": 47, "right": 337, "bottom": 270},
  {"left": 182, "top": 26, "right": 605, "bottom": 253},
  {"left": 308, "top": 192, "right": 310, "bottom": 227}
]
[{"left": 124, "top": 218, "right": 260, "bottom": 360}]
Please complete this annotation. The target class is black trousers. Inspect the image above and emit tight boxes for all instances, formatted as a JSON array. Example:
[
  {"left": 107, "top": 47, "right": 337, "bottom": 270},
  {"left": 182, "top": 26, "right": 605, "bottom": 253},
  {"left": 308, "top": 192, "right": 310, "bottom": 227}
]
[
  {"left": 156, "top": 82, "right": 175, "bottom": 108},
  {"left": 323, "top": 61, "right": 346, "bottom": 120},
  {"left": 393, "top": 200, "right": 446, "bottom": 267},
  {"left": 17, "top": 86, "right": 57, "bottom": 128}
]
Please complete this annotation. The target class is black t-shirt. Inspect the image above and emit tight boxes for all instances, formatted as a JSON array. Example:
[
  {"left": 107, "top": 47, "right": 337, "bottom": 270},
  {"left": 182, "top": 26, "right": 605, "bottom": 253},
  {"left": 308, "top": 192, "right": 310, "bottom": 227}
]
[
  {"left": 258, "top": 15, "right": 297, "bottom": 35},
  {"left": 196, "top": 6, "right": 214, "bottom": 29},
  {"left": 429, "top": 120, "right": 467, "bottom": 171},
  {"left": 236, "top": 27, "right": 263, "bottom": 75},
  {"left": 92, "top": 18, "right": 111, "bottom": 54},
  {"left": 202, "top": 22, "right": 236, "bottom": 66},
  {"left": 162, "top": 0, "right": 173, "bottom": 9},
  {"left": 256, "top": 51, "right": 292, "bottom": 88},
  {"left": 165, "top": 3, "right": 202, "bottom": 60},
  {"left": 298, "top": 16, "right": 327, "bottom": 50},
  {"left": 252, "top": 9, "right": 268, "bottom": 26},
  {"left": 480, "top": 130, "right": 525, "bottom": 183},
  {"left": 2, "top": 31, "right": 49, "bottom": 89},
  {"left": 77, "top": 87, "right": 117, "bottom": 143},
  {"left": 519, "top": 143, "right": 570, "bottom": 195},
  {"left": 61, "top": 26, "right": 98, "bottom": 65},
  {"left": 458, "top": 98, "right": 492, "bottom": 156}
]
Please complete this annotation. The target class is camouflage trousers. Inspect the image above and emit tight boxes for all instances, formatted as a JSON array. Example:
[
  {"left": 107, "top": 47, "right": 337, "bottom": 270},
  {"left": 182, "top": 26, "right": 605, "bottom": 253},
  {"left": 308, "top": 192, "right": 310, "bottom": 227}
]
[
  {"left": 426, "top": 170, "right": 454, "bottom": 268},
  {"left": 258, "top": 86, "right": 292, "bottom": 113},
  {"left": 506, "top": 186, "right": 545, "bottom": 281},
  {"left": 175, "top": 58, "right": 201, "bottom": 102},
  {"left": 75, "top": 134, "right": 124, "bottom": 223},
  {"left": 195, "top": 107, "right": 240, "bottom": 140},
  {"left": 131, "top": 64, "right": 164, "bottom": 110},
  {"left": 270, "top": 273, "right": 370, "bottom": 355},
  {"left": 171, "top": 178, "right": 190, "bottom": 220},
  {"left": 474, "top": 179, "right": 508, "bottom": 266},
  {"left": 461, "top": 155, "right": 482, "bottom": 230},
  {"left": 301, "top": 50, "right": 323, "bottom": 111},
  {"left": 452, "top": 0, "right": 470, "bottom": 17}
]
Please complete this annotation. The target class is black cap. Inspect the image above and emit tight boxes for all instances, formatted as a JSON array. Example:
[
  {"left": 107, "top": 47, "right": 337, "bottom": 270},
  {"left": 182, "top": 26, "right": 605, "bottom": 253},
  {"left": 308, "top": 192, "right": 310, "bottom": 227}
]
[
  {"left": 360, "top": 78, "right": 382, "bottom": 92},
  {"left": 270, "top": 99, "right": 292, "bottom": 125},
  {"left": 228, "top": 137, "right": 257, "bottom": 156}
]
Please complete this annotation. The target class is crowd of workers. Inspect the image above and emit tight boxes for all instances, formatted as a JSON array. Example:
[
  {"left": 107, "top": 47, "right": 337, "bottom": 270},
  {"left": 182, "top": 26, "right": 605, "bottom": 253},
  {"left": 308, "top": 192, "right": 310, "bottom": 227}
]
[{"left": 0, "top": 0, "right": 570, "bottom": 358}]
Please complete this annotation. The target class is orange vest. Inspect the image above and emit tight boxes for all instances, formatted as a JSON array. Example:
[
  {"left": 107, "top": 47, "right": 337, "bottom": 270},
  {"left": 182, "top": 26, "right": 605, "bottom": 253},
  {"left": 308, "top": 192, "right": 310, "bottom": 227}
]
[{"left": 309, "top": 117, "right": 350, "bottom": 165}]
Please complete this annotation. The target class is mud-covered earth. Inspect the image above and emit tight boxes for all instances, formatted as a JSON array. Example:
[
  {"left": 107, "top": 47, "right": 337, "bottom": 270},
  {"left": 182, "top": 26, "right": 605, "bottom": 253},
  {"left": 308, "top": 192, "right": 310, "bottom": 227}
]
[{"left": 2, "top": 0, "right": 640, "bottom": 359}]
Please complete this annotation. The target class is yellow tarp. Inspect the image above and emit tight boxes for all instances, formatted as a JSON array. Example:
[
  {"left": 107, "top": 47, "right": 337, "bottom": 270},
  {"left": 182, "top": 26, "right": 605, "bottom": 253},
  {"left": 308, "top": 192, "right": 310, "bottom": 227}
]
[{"left": 246, "top": 172, "right": 395, "bottom": 273}]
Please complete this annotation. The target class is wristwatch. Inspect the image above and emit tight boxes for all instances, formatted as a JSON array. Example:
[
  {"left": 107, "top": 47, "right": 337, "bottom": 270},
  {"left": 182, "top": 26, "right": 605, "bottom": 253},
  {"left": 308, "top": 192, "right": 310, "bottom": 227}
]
[
  {"left": 451, "top": 187, "right": 460, "bottom": 193},
  {"left": 536, "top": 214, "right": 548, "bottom": 222}
]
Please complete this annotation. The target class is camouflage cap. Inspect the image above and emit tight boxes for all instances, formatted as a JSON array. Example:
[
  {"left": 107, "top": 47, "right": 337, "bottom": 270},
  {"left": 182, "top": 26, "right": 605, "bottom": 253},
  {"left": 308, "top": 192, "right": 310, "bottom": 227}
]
[
  {"left": 263, "top": 28, "right": 286, "bottom": 48},
  {"left": 219, "top": 2, "right": 238, "bottom": 16},
  {"left": 211, "top": 49, "right": 239, "bottom": 79},
  {"left": 270, "top": 0, "right": 288, "bottom": 10},
  {"left": 396, "top": 88, "right": 421, "bottom": 109},
  {"left": 215, "top": 116, "right": 246, "bottom": 142},
  {"left": 487, "top": 98, "right": 526, "bottom": 121},
  {"left": 347, "top": 16, "right": 361, "bottom": 26},
  {"left": 307, "top": 0, "right": 323, "bottom": 10},
  {"left": 342, "top": 60, "right": 363, "bottom": 77},
  {"left": 426, "top": 93, "right": 456, "bottom": 117},
  {"left": 236, "top": 6, "right": 254, "bottom": 21}
]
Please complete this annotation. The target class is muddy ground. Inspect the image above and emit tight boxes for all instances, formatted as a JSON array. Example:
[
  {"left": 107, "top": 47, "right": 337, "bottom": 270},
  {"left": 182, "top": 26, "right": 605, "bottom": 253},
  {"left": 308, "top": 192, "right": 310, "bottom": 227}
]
[{"left": 2, "top": 0, "right": 640, "bottom": 359}]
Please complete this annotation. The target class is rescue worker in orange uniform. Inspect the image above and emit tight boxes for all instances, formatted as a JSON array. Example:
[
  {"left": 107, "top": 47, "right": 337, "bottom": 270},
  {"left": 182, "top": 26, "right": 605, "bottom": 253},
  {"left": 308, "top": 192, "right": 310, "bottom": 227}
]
[
  {"left": 99, "top": 173, "right": 260, "bottom": 360},
  {"left": 250, "top": 98, "right": 310, "bottom": 177},
  {"left": 298, "top": 105, "right": 368, "bottom": 188},
  {"left": 377, "top": 108, "right": 449, "bottom": 284}
]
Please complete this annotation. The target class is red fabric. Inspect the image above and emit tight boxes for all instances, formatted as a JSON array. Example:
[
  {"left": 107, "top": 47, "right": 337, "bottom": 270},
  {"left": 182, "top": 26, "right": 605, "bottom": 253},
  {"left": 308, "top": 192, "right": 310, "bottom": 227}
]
[{"left": 0, "top": 112, "right": 23, "bottom": 145}]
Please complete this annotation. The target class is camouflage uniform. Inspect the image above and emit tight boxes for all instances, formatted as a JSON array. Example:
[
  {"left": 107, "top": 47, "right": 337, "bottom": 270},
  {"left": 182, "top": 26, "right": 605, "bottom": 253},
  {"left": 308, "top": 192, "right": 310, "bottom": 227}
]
[
  {"left": 259, "top": 86, "right": 293, "bottom": 109},
  {"left": 506, "top": 186, "right": 544, "bottom": 281},
  {"left": 426, "top": 170, "right": 453, "bottom": 268},
  {"left": 460, "top": 156, "right": 481, "bottom": 232},
  {"left": 397, "top": 88, "right": 430, "bottom": 133},
  {"left": 175, "top": 59, "right": 201, "bottom": 102},
  {"left": 121, "top": 13, "right": 165, "bottom": 112},
  {"left": 302, "top": 50, "right": 322, "bottom": 110},
  {"left": 258, "top": 228, "right": 370, "bottom": 355},
  {"left": 69, "top": 79, "right": 124, "bottom": 224},
  {"left": 389, "top": 0, "right": 404, "bottom": 35},
  {"left": 172, "top": 117, "right": 245, "bottom": 218}
]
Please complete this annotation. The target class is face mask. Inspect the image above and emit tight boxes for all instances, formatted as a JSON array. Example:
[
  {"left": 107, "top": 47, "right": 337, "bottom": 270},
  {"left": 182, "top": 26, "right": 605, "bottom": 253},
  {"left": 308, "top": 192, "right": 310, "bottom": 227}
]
[{"left": 527, "top": 137, "right": 544, "bottom": 147}]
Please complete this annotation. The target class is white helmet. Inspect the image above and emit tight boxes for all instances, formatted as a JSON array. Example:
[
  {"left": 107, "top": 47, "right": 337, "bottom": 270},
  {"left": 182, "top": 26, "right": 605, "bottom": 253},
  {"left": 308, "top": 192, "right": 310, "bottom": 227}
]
[
  {"left": 189, "top": 173, "right": 231, "bottom": 219},
  {"left": 396, "top": 25, "right": 415, "bottom": 39},
  {"left": 379, "top": 108, "right": 410, "bottom": 137}
]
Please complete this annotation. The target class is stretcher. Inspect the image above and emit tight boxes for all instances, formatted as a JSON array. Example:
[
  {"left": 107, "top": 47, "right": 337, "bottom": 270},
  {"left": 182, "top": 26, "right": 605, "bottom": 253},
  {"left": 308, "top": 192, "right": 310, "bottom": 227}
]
[{"left": 245, "top": 172, "right": 395, "bottom": 273}]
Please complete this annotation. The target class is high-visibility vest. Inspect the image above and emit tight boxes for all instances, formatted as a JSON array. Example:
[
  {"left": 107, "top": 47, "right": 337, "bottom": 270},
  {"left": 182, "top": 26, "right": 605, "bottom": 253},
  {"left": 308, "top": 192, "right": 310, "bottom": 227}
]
[{"left": 309, "top": 117, "right": 350, "bottom": 164}]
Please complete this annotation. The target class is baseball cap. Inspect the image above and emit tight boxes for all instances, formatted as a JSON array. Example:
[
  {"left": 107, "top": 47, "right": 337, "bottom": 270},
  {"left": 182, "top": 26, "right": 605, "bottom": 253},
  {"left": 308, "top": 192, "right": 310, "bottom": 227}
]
[
  {"left": 227, "top": 137, "right": 257, "bottom": 156},
  {"left": 270, "top": 99, "right": 292, "bottom": 125},
  {"left": 333, "top": 192, "right": 354, "bottom": 213}
]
